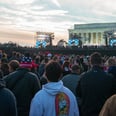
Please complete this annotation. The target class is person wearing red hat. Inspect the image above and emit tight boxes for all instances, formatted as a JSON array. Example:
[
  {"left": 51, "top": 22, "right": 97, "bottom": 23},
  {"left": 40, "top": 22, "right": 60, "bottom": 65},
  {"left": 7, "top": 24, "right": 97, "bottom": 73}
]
[{"left": 3, "top": 52, "right": 41, "bottom": 116}]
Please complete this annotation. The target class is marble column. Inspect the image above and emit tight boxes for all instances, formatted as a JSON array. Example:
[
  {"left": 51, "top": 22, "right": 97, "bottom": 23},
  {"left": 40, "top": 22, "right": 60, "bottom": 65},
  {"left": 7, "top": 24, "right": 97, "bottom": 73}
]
[
  {"left": 88, "top": 33, "right": 91, "bottom": 44},
  {"left": 98, "top": 32, "right": 101, "bottom": 45},
  {"left": 86, "top": 33, "right": 89, "bottom": 44},
  {"left": 90, "top": 33, "right": 93, "bottom": 45}
]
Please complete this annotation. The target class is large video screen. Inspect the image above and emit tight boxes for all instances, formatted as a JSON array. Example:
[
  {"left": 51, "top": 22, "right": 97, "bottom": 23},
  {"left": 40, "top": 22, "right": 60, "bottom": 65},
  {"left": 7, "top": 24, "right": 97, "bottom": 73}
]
[
  {"left": 109, "top": 38, "right": 116, "bottom": 46},
  {"left": 35, "top": 32, "right": 53, "bottom": 47},
  {"left": 68, "top": 39, "right": 79, "bottom": 46},
  {"left": 68, "top": 33, "right": 82, "bottom": 46}
]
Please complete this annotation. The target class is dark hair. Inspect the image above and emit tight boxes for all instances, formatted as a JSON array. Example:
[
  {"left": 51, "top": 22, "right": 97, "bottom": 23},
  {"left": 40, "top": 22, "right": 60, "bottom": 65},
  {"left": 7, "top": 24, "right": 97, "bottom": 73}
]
[
  {"left": 62, "top": 61, "right": 70, "bottom": 69},
  {"left": 9, "top": 60, "right": 20, "bottom": 71},
  {"left": 1, "top": 63, "right": 9, "bottom": 76},
  {"left": 12, "top": 51, "right": 16, "bottom": 56},
  {"left": 90, "top": 52, "right": 102, "bottom": 65},
  {"left": 71, "top": 64, "right": 80, "bottom": 72},
  {"left": 24, "top": 52, "right": 30, "bottom": 57},
  {"left": 45, "top": 60, "right": 62, "bottom": 82}
]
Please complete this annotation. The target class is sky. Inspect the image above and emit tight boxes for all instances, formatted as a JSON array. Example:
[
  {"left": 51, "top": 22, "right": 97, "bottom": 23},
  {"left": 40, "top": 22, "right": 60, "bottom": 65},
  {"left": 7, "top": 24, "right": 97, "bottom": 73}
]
[{"left": 0, "top": 0, "right": 116, "bottom": 46}]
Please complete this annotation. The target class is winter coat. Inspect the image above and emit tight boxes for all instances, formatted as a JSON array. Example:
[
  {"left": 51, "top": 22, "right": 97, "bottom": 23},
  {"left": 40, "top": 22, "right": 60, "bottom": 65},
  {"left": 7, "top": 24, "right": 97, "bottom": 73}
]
[
  {"left": 62, "top": 73, "right": 80, "bottom": 97},
  {"left": 76, "top": 66, "right": 116, "bottom": 116},
  {"left": 0, "top": 79, "right": 17, "bottom": 116},
  {"left": 4, "top": 68, "right": 41, "bottom": 116},
  {"left": 99, "top": 94, "right": 116, "bottom": 116}
]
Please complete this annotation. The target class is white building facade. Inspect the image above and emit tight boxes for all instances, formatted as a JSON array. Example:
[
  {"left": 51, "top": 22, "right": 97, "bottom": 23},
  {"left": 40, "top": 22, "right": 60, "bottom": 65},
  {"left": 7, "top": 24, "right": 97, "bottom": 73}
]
[{"left": 68, "top": 23, "right": 116, "bottom": 46}]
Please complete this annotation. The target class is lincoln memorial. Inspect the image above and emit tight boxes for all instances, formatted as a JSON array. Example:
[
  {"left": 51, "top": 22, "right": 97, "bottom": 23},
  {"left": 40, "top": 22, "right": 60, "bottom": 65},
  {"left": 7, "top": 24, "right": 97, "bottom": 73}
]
[{"left": 68, "top": 22, "right": 116, "bottom": 46}]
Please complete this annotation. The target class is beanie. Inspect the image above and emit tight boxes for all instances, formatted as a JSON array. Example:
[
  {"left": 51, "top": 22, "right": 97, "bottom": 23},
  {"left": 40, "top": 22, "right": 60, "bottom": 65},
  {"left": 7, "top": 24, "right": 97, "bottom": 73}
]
[{"left": 20, "top": 56, "right": 33, "bottom": 68}]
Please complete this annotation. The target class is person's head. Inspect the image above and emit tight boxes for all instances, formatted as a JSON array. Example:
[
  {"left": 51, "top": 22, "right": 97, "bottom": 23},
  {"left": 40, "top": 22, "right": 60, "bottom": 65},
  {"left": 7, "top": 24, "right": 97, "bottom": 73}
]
[
  {"left": 107, "top": 57, "right": 116, "bottom": 67},
  {"left": 90, "top": 52, "right": 102, "bottom": 66},
  {"left": 1, "top": 63, "right": 9, "bottom": 76},
  {"left": 62, "top": 61, "right": 70, "bottom": 69},
  {"left": 71, "top": 64, "right": 81, "bottom": 74},
  {"left": 12, "top": 51, "right": 17, "bottom": 56},
  {"left": 52, "top": 55, "right": 58, "bottom": 62},
  {"left": 8, "top": 60, "right": 20, "bottom": 72},
  {"left": 45, "top": 60, "right": 62, "bottom": 82},
  {"left": 20, "top": 55, "right": 33, "bottom": 69}
]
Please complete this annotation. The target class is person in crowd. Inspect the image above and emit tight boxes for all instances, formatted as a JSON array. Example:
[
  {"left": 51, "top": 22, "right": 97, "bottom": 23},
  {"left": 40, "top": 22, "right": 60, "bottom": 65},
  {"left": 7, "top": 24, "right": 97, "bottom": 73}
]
[
  {"left": 0, "top": 52, "right": 9, "bottom": 76},
  {"left": 38, "top": 57, "right": 49, "bottom": 86},
  {"left": 99, "top": 94, "right": 116, "bottom": 116},
  {"left": 0, "top": 60, "right": 3, "bottom": 78},
  {"left": 62, "top": 61, "right": 71, "bottom": 76},
  {"left": 16, "top": 52, "right": 22, "bottom": 62},
  {"left": 0, "top": 50, "right": 2, "bottom": 59},
  {"left": 8, "top": 51, "right": 17, "bottom": 62},
  {"left": 80, "top": 57, "right": 89, "bottom": 72},
  {"left": 52, "top": 55, "right": 59, "bottom": 62},
  {"left": 1, "top": 63, "right": 9, "bottom": 76},
  {"left": 62, "top": 64, "right": 81, "bottom": 97},
  {"left": 8, "top": 60, "right": 20, "bottom": 73},
  {"left": 76, "top": 52, "right": 116, "bottom": 116},
  {"left": 0, "top": 78, "right": 17, "bottom": 116},
  {"left": 0, "top": 69, "right": 3, "bottom": 78},
  {"left": 107, "top": 57, "right": 116, "bottom": 78},
  {"left": 38, "top": 57, "right": 49, "bottom": 77},
  {"left": 3, "top": 53, "right": 41, "bottom": 116},
  {"left": 29, "top": 60, "right": 79, "bottom": 116},
  {"left": 73, "top": 55, "right": 84, "bottom": 73},
  {"left": 1, "top": 52, "right": 8, "bottom": 63}
]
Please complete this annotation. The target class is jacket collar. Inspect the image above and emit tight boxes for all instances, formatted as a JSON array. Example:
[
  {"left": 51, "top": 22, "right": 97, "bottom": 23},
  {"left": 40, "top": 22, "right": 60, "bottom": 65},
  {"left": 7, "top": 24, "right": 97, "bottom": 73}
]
[{"left": 91, "top": 65, "right": 103, "bottom": 71}]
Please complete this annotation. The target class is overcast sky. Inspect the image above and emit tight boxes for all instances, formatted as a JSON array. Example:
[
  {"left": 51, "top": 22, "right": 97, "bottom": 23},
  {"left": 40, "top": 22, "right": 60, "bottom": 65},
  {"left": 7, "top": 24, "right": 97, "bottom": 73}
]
[{"left": 0, "top": 0, "right": 116, "bottom": 46}]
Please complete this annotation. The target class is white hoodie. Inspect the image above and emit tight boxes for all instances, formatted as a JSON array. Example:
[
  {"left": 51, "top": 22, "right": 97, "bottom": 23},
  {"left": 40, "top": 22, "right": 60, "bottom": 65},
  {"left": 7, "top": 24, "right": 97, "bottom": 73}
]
[{"left": 29, "top": 80, "right": 79, "bottom": 116}]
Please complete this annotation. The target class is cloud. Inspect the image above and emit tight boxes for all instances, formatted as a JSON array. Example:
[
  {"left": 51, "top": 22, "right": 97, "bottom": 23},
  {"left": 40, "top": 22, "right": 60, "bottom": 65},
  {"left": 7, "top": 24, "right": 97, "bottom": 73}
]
[
  {"left": 51, "top": 0, "right": 61, "bottom": 7},
  {"left": 0, "top": 0, "right": 35, "bottom": 5},
  {"left": 0, "top": 0, "right": 69, "bottom": 34},
  {"left": 1, "top": 0, "right": 116, "bottom": 45}
]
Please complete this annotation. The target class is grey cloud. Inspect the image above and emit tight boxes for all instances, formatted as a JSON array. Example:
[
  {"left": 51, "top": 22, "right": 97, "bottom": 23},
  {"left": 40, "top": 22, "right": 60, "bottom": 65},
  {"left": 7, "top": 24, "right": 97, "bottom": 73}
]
[{"left": 1, "top": 0, "right": 116, "bottom": 37}]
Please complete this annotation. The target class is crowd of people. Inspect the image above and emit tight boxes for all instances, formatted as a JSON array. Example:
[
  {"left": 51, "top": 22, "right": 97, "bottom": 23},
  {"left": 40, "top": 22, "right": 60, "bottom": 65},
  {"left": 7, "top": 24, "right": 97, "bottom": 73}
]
[{"left": 0, "top": 49, "right": 116, "bottom": 116}]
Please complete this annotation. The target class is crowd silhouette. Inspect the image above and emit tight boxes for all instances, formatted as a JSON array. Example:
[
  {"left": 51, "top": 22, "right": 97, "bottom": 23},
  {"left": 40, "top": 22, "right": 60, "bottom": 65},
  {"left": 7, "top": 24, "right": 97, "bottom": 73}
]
[{"left": 0, "top": 48, "right": 116, "bottom": 116}]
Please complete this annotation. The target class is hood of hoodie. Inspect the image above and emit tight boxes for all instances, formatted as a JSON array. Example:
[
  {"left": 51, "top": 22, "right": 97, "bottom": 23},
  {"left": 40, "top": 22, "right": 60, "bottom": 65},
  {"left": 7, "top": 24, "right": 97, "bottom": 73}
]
[
  {"left": 0, "top": 79, "right": 5, "bottom": 88},
  {"left": 43, "top": 80, "right": 64, "bottom": 96}
]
